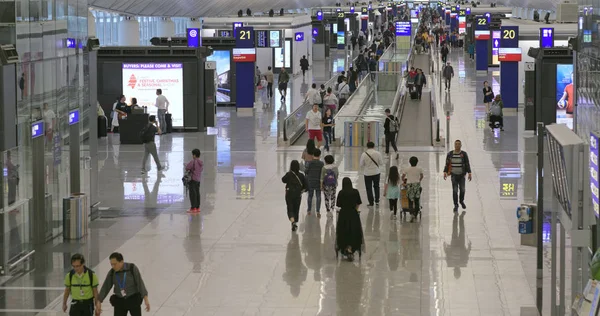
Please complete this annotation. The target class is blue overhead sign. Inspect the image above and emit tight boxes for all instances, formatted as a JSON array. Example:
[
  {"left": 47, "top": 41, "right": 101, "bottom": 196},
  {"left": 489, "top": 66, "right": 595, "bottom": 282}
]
[
  {"left": 466, "top": 7, "right": 471, "bottom": 15},
  {"left": 187, "top": 28, "right": 200, "bottom": 47},
  {"left": 32, "top": 121, "right": 43, "bottom": 138},
  {"left": 69, "top": 109, "right": 79, "bottom": 125},
  {"left": 295, "top": 32, "right": 304, "bottom": 41},
  {"left": 66, "top": 38, "right": 76, "bottom": 48},
  {"left": 316, "top": 10, "right": 323, "bottom": 21},
  {"left": 395, "top": 21, "right": 411, "bottom": 36},
  {"left": 485, "top": 12, "right": 491, "bottom": 23},
  {"left": 350, "top": 6, "right": 355, "bottom": 13},
  {"left": 591, "top": 132, "right": 600, "bottom": 218},
  {"left": 540, "top": 27, "right": 554, "bottom": 48}
]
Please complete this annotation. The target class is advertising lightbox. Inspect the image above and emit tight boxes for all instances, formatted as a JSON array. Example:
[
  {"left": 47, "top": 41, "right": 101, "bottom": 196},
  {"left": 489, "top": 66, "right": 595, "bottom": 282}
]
[
  {"left": 556, "top": 64, "right": 574, "bottom": 129},
  {"left": 274, "top": 40, "right": 291, "bottom": 68},
  {"left": 269, "top": 31, "right": 281, "bottom": 47},
  {"left": 232, "top": 48, "right": 256, "bottom": 62},
  {"left": 498, "top": 47, "right": 522, "bottom": 62},
  {"left": 206, "top": 50, "right": 231, "bottom": 103},
  {"left": 474, "top": 30, "right": 490, "bottom": 40},
  {"left": 122, "top": 63, "right": 184, "bottom": 127}
]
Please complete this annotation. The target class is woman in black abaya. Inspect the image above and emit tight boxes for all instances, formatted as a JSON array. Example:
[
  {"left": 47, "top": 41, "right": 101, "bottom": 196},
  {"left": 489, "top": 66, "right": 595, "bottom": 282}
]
[{"left": 335, "top": 177, "right": 365, "bottom": 261}]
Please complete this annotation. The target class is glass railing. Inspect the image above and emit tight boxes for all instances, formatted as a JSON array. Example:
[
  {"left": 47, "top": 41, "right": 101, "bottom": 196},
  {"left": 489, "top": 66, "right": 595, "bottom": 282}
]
[{"left": 333, "top": 76, "right": 375, "bottom": 142}]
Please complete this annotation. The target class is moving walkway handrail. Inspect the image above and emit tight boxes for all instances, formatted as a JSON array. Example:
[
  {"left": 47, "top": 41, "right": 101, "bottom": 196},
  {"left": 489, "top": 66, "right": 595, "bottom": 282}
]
[{"left": 428, "top": 49, "right": 440, "bottom": 143}]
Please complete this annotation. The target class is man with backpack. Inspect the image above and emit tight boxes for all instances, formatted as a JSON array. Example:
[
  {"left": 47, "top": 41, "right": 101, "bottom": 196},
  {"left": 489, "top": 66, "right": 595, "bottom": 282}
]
[
  {"left": 98, "top": 252, "right": 150, "bottom": 316},
  {"left": 140, "top": 115, "right": 163, "bottom": 174},
  {"left": 62, "top": 253, "right": 100, "bottom": 316},
  {"left": 384, "top": 109, "right": 400, "bottom": 159}
]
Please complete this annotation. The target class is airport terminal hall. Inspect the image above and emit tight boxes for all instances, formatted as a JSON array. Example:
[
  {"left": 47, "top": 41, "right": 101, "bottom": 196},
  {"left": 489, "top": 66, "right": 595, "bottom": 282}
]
[{"left": 3, "top": 0, "right": 600, "bottom": 315}]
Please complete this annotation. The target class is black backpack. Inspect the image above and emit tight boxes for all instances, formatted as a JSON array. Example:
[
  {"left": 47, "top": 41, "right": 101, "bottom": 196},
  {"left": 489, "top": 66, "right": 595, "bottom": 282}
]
[
  {"left": 69, "top": 267, "right": 95, "bottom": 290},
  {"left": 139, "top": 123, "right": 154, "bottom": 143}
]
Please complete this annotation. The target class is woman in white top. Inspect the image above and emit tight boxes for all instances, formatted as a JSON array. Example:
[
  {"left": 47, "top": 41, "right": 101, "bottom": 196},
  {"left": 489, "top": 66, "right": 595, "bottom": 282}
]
[
  {"left": 259, "top": 75, "right": 269, "bottom": 106},
  {"left": 402, "top": 156, "right": 424, "bottom": 220},
  {"left": 110, "top": 97, "right": 119, "bottom": 132},
  {"left": 323, "top": 87, "right": 338, "bottom": 114}
]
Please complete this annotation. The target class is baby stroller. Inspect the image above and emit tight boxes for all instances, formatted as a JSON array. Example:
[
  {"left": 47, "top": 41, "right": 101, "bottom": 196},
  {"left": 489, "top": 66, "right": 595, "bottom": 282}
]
[{"left": 400, "top": 180, "right": 423, "bottom": 221}]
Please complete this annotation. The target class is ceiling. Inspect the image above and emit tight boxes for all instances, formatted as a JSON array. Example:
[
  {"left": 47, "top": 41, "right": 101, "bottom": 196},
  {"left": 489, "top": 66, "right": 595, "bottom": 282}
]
[{"left": 88, "top": 0, "right": 559, "bottom": 18}]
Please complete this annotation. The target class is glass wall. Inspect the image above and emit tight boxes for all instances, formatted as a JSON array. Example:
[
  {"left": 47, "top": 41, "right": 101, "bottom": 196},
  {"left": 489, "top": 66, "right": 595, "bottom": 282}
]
[
  {"left": 90, "top": 9, "right": 190, "bottom": 46},
  {"left": 0, "top": 0, "right": 90, "bottom": 264},
  {"left": 576, "top": 4, "right": 600, "bottom": 141}
]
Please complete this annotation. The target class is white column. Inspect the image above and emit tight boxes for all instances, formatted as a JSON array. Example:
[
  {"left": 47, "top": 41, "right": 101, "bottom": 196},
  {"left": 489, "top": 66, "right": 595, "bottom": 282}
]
[
  {"left": 88, "top": 10, "right": 96, "bottom": 37},
  {"left": 157, "top": 18, "right": 175, "bottom": 37},
  {"left": 118, "top": 16, "right": 140, "bottom": 46}
]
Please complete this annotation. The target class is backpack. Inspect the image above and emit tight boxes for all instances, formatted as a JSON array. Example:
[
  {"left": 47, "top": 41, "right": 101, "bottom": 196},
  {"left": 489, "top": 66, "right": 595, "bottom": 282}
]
[
  {"left": 388, "top": 117, "right": 398, "bottom": 133},
  {"left": 139, "top": 123, "right": 154, "bottom": 143},
  {"left": 323, "top": 168, "right": 337, "bottom": 186},
  {"left": 69, "top": 267, "right": 95, "bottom": 290},
  {"left": 490, "top": 103, "right": 502, "bottom": 116}
]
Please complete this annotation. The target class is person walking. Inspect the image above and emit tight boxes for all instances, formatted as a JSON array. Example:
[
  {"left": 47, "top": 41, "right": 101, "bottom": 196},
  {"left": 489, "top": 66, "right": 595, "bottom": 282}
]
[
  {"left": 335, "top": 177, "right": 365, "bottom": 261},
  {"left": 140, "top": 115, "right": 163, "bottom": 174},
  {"left": 154, "top": 89, "right": 169, "bottom": 133},
  {"left": 278, "top": 67, "right": 290, "bottom": 101},
  {"left": 482, "top": 81, "right": 494, "bottom": 112},
  {"left": 265, "top": 66, "right": 274, "bottom": 98},
  {"left": 322, "top": 108, "right": 334, "bottom": 152},
  {"left": 323, "top": 87, "right": 338, "bottom": 114},
  {"left": 360, "top": 141, "right": 384, "bottom": 206},
  {"left": 304, "top": 83, "right": 320, "bottom": 106},
  {"left": 442, "top": 62, "right": 454, "bottom": 91},
  {"left": 300, "top": 55, "right": 309, "bottom": 77},
  {"left": 467, "top": 42, "right": 475, "bottom": 60},
  {"left": 185, "top": 149, "right": 204, "bottom": 213},
  {"left": 282, "top": 160, "right": 308, "bottom": 231},
  {"left": 305, "top": 104, "right": 324, "bottom": 148},
  {"left": 62, "top": 254, "right": 100, "bottom": 316},
  {"left": 443, "top": 140, "right": 472, "bottom": 213},
  {"left": 441, "top": 43, "right": 449, "bottom": 64},
  {"left": 320, "top": 154, "right": 338, "bottom": 217},
  {"left": 305, "top": 149, "right": 324, "bottom": 218},
  {"left": 383, "top": 166, "right": 401, "bottom": 219},
  {"left": 97, "top": 252, "right": 150, "bottom": 316},
  {"left": 402, "top": 156, "right": 424, "bottom": 222},
  {"left": 405, "top": 67, "right": 417, "bottom": 93},
  {"left": 383, "top": 109, "right": 399, "bottom": 159},
  {"left": 414, "top": 69, "right": 427, "bottom": 100}
]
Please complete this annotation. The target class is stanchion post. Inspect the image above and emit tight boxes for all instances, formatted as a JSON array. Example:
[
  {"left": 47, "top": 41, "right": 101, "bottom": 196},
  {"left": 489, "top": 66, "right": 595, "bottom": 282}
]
[
  {"left": 446, "top": 111, "right": 450, "bottom": 148},
  {"left": 436, "top": 119, "right": 440, "bottom": 142},
  {"left": 536, "top": 122, "right": 544, "bottom": 314}
]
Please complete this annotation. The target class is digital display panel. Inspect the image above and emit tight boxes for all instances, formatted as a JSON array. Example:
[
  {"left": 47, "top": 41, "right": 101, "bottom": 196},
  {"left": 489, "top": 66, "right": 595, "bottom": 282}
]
[
  {"left": 122, "top": 63, "right": 184, "bottom": 127},
  {"left": 591, "top": 133, "right": 600, "bottom": 218},
  {"left": 218, "top": 30, "right": 231, "bottom": 37},
  {"left": 395, "top": 21, "right": 411, "bottom": 36},
  {"left": 256, "top": 30, "right": 267, "bottom": 47},
  {"left": 269, "top": 31, "right": 281, "bottom": 47},
  {"left": 498, "top": 47, "right": 522, "bottom": 62},
  {"left": 31, "top": 121, "right": 43, "bottom": 138},
  {"left": 232, "top": 48, "right": 256, "bottom": 62},
  {"left": 458, "top": 16, "right": 466, "bottom": 34},
  {"left": 206, "top": 50, "right": 231, "bottom": 103},
  {"left": 337, "top": 31, "right": 345, "bottom": 45},
  {"left": 187, "top": 28, "right": 200, "bottom": 47},
  {"left": 556, "top": 64, "right": 574, "bottom": 129}
]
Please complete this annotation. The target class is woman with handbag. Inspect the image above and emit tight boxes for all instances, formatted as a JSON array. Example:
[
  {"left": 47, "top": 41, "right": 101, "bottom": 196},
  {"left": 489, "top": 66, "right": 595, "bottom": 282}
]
[
  {"left": 185, "top": 149, "right": 204, "bottom": 213},
  {"left": 282, "top": 160, "right": 308, "bottom": 231}
]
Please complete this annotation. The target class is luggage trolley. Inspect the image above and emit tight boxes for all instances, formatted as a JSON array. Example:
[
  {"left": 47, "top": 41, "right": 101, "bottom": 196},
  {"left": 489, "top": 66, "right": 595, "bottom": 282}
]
[{"left": 400, "top": 183, "right": 422, "bottom": 221}]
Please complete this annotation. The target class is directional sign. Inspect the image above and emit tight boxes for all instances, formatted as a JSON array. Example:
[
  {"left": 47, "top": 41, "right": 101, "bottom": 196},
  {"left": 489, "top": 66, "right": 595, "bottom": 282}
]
[
  {"left": 493, "top": 38, "right": 500, "bottom": 48},
  {"left": 187, "top": 28, "right": 200, "bottom": 47},
  {"left": 32, "top": 121, "right": 44, "bottom": 138},
  {"left": 312, "top": 28, "right": 318, "bottom": 36},
  {"left": 66, "top": 38, "right": 76, "bottom": 48},
  {"left": 316, "top": 10, "right": 323, "bottom": 21},
  {"left": 395, "top": 21, "right": 411, "bottom": 36},
  {"left": 350, "top": 6, "right": 355, "bottom": 13},
  {"left": 485, "top": 12, "right": 491, "bottom": 23},
  {"left": 295, "top": 32, "right": 304, "bottom": 41},
  {"left": 540, "top": 27, "right": 554, "bottom": 48},
  {"left": 69, "top": 109, "right": 79, "bottom": 125},
  {"left": 466, "top": 7, "right": 471, "bottom": 15},
  {"left": 368, "top": 3, "right": 372, "bottom": 10}
]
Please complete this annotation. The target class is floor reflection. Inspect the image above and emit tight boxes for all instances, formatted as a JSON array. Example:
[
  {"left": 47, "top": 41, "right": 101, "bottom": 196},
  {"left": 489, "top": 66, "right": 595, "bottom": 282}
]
[
  {"left": 283, "top": 233, "right": 307, "bottom": 297},
  {"left": 444, "top": 212, "right": 471, "bottom": 279}
]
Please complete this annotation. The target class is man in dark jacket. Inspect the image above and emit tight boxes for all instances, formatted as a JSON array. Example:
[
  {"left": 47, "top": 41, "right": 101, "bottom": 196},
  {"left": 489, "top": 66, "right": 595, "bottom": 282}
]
[
  {"left": 442, "top": 62, "right": 455, "bottom": 91},
  {"left": 384, "top": 109, "right": 400, "bottom": 159},
  {"left": 414, "top": 68, "right": 427, "bottom": 100},
  {"left": 441, "top": 44, "right": 449, "bottom": 63},
  {"left": 305, "top": 149, "right": 324, "bottom": 217},
  {"left": 443, "top": 140, "right": 472, "bottom": 213},
  {"left": 300, "top": 56, "right": 309, "bottom": 77}
]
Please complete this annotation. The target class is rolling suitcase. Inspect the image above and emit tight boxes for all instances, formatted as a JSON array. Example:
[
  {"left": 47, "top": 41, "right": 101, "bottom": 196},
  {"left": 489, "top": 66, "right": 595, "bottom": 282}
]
[
  {"left": 98, "top": 116, "right": 107, "bottom": 138},
  {"left": 165, "top": 113, "right": 173, "bottom": 133},
  {"left": 410, "top": 91, "right": 418, "bottom": 100}
]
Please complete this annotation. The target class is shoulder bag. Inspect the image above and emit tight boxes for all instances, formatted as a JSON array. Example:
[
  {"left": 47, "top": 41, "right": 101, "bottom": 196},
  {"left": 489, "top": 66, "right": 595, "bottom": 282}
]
[{"left": 364, "top": 151, "right": 379, "bottom": 168}]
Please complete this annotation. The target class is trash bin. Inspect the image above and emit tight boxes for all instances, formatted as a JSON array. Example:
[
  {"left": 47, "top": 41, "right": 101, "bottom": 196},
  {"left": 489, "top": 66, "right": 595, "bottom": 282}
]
[{"left": 63, "top": 193, "right": 88, "bottom": 240}]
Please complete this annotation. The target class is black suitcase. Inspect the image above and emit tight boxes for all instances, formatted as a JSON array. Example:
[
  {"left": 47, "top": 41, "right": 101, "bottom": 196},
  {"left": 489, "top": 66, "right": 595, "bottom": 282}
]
[
  {"left": 339, "top": 98, "right": 347, "bottom": 111},
  {"left": 165, "top": 113, "right": 173, "bottom": 133},
  {"left": 98, "top": 116, "right": 107, "bottom": 138},
  {"left": 410, "top": 91, "right": 418, "bottom": 100}
]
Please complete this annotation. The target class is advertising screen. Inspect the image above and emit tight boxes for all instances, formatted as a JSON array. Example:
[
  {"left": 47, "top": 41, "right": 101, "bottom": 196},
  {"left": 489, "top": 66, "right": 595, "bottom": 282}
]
[
  {"left": 274, "top": 40, "right": 291, "bottom": 68},
  {"left": 458, "top": 16, "right": 466, "bottom": 34},
  {"left": 122, "top": 63, "right": 184, "bottom": 127},
  {"left": 269, "top": 31, "right": 281, "bottom": 47},
  {"left": 337, "top": 31, "right": 345, "bottom": 45},
  {"left": 206, "top": 50, "right": 231, "bottom": 103},
  {"left": 556, "top": 64, "right": 574, "bottom": 129},
  {"left": 591, "top": 133, "right": 600, "bottom": 218}
]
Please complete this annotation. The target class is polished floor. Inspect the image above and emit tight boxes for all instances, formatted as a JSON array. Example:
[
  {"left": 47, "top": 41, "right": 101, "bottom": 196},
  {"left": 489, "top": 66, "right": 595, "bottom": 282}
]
[{"left": 0, "top": 49, "right": 544, "bottom": 316}]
